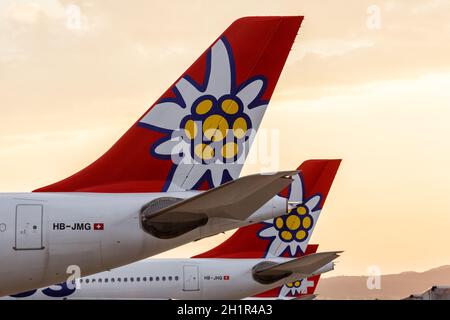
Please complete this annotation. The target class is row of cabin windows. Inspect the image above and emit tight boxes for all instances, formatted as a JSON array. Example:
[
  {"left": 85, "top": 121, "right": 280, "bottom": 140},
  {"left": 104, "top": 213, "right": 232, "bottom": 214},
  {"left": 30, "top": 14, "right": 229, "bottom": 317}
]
[{"left": 76, "top": 276, "right": 180, "bottom": 284}]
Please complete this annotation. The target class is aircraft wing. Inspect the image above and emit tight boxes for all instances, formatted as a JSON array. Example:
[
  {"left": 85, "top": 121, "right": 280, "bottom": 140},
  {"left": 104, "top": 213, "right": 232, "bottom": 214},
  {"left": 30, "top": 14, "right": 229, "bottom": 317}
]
[
  {"left": 141, "top": 171, "right": 298, "bottom": 239},
  {"left": 252, "top": 252, "right": 342, "bottom": 284}
]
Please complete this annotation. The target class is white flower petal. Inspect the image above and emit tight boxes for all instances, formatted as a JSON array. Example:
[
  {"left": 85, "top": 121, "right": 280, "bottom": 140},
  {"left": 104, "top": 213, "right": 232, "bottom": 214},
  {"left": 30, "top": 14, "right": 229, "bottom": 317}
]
[
  {"left": 289, "top": 174, "right": 304, "bottom": 203},
  {"left": 210, "top": 167, "right": 224, "bottom": 188},
  {"left": 305, "top": 195, "right": 321, "bottom": 211},
  {"left": 245, "top": 103, "right": 268, "bottom": 131},
  {"left": 297, "top": 235, "right": 310, "bottom": 254},
  {"left": 206, "top": 40, "right": 231, "bottom": 97},
  {"left": 166, "top": 164, "right": 194, "bottom": 191},
  {"left": 266, "top": 237, "right": 288, "bottom": 257},
  {"left": 279, "top": 285, "right": 291, "bottom": 298},
  {"left": 179, "top": 165, "right": 210, "bottom": 190},
  {"left": 140, "top": 101, "right": 187, "bottom": 130},
  {"left": 310, "top": 209, "right": 321, "bottom": 222},
  {"left": 237, "top": 79, "right": 264, "bottom": 107},
  {"left": 176, "top": 78, "right": 202, "bottom": 108},
  {"left": 288, "top": 243, "right": 299, "bottom": 256},
  {"left": 223, "top": 163, "right": 242, "bottom": 182},
  {"left": 154, "top": 137, "right": 183, "bottom": 156},
  {"left": 294, "top": 210, "right": 321, "bottom": 253},
  {"left": 258, "top": 226, "right": 277, "bottom": 238}
]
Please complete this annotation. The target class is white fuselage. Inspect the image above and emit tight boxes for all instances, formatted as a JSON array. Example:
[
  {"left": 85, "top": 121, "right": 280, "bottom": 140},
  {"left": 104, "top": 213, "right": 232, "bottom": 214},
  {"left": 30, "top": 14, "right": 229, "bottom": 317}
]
[
  {"left": 0, "top": 192, "right": 286, "bottom": 296},
  {"left": 2, "top": 258, "right": 333, "bottom": 300}
]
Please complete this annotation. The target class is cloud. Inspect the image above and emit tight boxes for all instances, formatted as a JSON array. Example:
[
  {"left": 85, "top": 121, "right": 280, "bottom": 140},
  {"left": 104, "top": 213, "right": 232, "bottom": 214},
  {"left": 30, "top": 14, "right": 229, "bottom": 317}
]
[
  {"left": 275, "top": 0, "right": 450, "bottom": 101},
  {"left": 4, "top": 0, "right": 66, "bottom": 23}
]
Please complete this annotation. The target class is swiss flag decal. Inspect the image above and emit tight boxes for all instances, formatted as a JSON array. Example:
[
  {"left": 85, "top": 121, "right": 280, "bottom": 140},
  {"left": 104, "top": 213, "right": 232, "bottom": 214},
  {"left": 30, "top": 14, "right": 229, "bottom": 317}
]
[
  {"left": 224, "top": 275, "right": 230, "bottom": 281},
  {"left": 93, "top": 223, "right": 104, "bottom": 231}
]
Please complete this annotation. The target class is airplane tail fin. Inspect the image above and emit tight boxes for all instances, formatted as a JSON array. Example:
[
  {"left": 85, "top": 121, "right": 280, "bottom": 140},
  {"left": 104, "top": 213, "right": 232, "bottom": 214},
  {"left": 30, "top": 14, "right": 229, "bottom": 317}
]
[
  {"left": 194, "top": 159, "right": 341, "bottom": 259},
  {"left": 35, "top": 16, "right": 303, "bottom": 193}
]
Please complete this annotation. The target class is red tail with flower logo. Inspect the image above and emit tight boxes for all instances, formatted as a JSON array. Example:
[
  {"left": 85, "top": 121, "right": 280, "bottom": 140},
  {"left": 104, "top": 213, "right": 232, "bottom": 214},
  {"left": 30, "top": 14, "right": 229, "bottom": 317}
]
[
  {"left": 194, "top": 159, "right": 341, "bottom": 298},
  {"left": 35, "top": 16, "right": 303, "bottom": 193}
]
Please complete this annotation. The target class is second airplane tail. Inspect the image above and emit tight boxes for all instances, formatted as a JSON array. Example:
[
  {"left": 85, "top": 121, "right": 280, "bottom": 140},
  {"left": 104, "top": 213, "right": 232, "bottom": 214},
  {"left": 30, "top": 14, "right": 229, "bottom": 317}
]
[
  {"left": 194, "top": 159, "right": 341, "bottom": 259},
  {"left": 194, "top": 159, "right": 341, "bottom": 299}
]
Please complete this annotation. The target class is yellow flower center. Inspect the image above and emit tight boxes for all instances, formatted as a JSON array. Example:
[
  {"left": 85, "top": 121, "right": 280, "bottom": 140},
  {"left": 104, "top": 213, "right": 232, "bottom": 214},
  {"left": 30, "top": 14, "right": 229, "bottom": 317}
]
[
  {"left": 302, "top": 216, "right": 312, "bottom": 229},
  {"left": 297, "top": 206, "right": 307, "bottom": 215},
  {"left": 232, "top": 117, "right": 248, "bottom": 139},
  {"left": 194, "top": 144, "right": 215, "bottom": 161},
  {"left": 184, "top": 120, "right": 198, "bottom": 140},
  {"left": 273, "top": 204, "right": 314, "bottom": 243},
  {"left": 221, "top": 99, "right": 239, "bottom": 114},
  {"left": 203, "top": 115, "right": 228, "bottom": 142},
  {"left": 221, "top": 142, "right": 239, "bottom": 159},
  {"left": 281, "top": 231, "right": 293, "bottom": 241},
  {"left": 196, "top": 99, "right": 213, "bottom": 115},
  {"left": 275, "top": 217, "right": 284, "bottom": 229},
  {"left": 181, "top": 96, "right": 252, "bottom": 163},
  {"left": 286, "top": 281, "right": 301, "bottom": 288},
  {"left": 286, "top": 215, "right": 301, "bottom": 230},
  {"left": 295, "top": 230, "right": 307, "bottom": 241}
]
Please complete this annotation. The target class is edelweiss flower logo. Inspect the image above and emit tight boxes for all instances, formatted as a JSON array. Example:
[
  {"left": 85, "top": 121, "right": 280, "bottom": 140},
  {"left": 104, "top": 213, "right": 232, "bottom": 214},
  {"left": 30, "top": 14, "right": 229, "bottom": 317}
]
[
  {"left": 279, "top": 278, "right": 314, "bottom": 298},
  {"left": 179, "top": 93, "right": 252, "bottom": 165},
  {"left": 273, "top": 205, "right": 314, "bottom": 243},
  {"left": 258, "top": 174, "right": 322, "bottom": 257},
  {"left": 139, "top": 37, "right": 267, "bottom": 191}
]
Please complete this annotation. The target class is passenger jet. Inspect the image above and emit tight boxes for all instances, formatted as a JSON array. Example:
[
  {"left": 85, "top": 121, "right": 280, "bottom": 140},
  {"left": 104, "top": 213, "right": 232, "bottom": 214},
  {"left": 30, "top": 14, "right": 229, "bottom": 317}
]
[{"left": 5, "top": 159, "right": 341, "bottom": 299}]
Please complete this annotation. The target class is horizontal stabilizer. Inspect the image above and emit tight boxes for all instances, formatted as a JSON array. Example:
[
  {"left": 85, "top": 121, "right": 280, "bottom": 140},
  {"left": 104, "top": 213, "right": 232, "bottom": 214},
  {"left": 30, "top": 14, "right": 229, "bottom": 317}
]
[
  {"left": 140, "top": 171, "right": 298, "bottom": 239},
  {"left": 252, "top": 251, "right": 342, "bottom": 284}
]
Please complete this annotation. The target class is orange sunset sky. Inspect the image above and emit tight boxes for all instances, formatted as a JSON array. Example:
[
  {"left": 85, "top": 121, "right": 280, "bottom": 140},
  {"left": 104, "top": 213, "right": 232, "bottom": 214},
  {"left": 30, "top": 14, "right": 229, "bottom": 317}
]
[{"left": 1, "top": 0, "right": 450, "bottom": 276}]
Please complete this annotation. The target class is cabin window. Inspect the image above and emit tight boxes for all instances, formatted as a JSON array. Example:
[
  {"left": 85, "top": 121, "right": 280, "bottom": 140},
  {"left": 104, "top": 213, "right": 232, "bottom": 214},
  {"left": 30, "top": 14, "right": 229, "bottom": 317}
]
[
  {"left": 175, "top": 276, "right": 179, "bottom": 281},
  {"left": 124, "top": 278, "right": 128, "bottom": 282},
  {"left": 136, "top": 277, "right": 140, "bottom": 282},
  {"left": 105, "top": 278, "right": 108, "bottom": 283},
  {"left": 143, "top": 277, "right": 147, "bottom": 281},
  {"left": 156, "top": 277, "right": 160, "bottom": 281},
  {"left": 168, "top": 276, "right": 173, "bottom": 281},
  {"left": 98, "top": 278, "right": 102, "bottom": 283}
]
